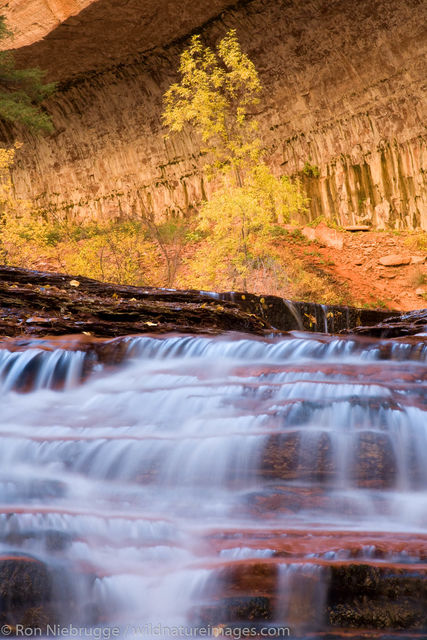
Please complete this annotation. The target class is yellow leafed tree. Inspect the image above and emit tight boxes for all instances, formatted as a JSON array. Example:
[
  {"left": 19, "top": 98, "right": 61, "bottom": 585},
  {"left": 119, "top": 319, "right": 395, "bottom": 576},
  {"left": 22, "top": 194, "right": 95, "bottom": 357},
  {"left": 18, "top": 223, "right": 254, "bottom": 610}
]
[
  {"left": 0, "top": 145, "right": 161, "bottom": 284},
  {"left": 0, "top": 143, "right": 49, "bottom": 267},
  {"left": 163, "top": 29, "right": 262, "bottom": 184},
  {"left": 163, "top": 30, "right": 308, "bottom": 290}
]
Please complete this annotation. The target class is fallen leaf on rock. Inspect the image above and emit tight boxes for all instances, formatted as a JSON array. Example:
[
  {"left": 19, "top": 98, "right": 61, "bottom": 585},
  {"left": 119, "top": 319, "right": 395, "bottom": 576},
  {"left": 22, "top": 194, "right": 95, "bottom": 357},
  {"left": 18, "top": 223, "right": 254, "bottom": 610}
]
[
  {"left": 69, "top": 280, "right": 80, "bottom": 287},
  {"left": 304, "top": 313, "right": 317, "bottom": 324}
]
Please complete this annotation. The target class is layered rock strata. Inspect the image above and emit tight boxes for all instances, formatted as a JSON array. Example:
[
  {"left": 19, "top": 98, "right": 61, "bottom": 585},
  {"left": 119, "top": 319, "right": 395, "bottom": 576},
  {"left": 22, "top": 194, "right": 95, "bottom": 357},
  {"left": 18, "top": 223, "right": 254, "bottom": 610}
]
[{"left": 1, "top": 0, "right": 426, "bottom": 228}]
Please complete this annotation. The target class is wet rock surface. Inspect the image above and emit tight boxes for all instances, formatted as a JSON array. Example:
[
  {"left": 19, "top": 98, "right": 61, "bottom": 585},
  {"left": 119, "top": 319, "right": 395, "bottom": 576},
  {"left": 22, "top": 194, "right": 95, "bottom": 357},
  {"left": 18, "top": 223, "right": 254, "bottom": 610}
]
[
  {"left": 260, "top": 430, "right": 398, "bottom": 490},
  {"left": 0, "top": 556, "right": 54, "bottom": 631},
  {"left": 190, "top": 558, "right": 427, "bottom": 632},
  {"left": 0, "top": 553, "right": 102, "bottom": 631},
  {"left": 327, "top": 564, "right": 427, "bottom": 630},
  {"left": 0, "top": 267, "right": 270, "bottom": 338},
  {"left": 350, "top": 432, "right": 398, "bottom": 490},
  {"left": 216, "top": 291, "right": 396, "bottom": 334},
  {"left": 260, "top": 432, "right": 335, "bottom": 485},
  {"left": 196, "top": 596, "right": 273, "bottom": 625},
  {"left": 348, "top": 308, "right": 427, "bottom": 338},
  {"left": 0, "top": 265, "right": 407, "bottom": 338}
]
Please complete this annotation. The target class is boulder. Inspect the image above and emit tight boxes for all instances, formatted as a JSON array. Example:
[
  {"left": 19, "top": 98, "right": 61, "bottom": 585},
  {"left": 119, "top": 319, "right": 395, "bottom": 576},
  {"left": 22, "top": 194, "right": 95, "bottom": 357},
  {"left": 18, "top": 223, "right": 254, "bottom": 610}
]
[
  {"left": 378, "top": 255, "right": 411, "bottom": 266},
  {"left": 302, "top": 223, "right": 344, "bottom": 250},
  {"left": 301, "top": 226, "right": 316, "bottom": 242}
]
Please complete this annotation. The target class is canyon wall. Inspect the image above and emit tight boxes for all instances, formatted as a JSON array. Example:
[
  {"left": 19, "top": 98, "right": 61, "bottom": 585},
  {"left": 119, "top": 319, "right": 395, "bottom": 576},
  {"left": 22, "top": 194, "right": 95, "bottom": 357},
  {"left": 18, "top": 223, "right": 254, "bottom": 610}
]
[
  {"left": 0, "top": 0, "right": 93, "bottom": 49},
  {"left": 1, "top": 0, "right": 426, "bottom": 228}
]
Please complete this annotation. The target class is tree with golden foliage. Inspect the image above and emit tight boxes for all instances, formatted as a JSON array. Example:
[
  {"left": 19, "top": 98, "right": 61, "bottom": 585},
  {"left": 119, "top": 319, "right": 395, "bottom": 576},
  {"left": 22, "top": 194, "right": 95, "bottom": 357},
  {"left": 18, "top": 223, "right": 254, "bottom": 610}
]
[
  {"left": 163, "top": 29, "right": 262, "bottom": 184},
  {"left": 163, "top": 30, "right": 307, "bottom": 290}
]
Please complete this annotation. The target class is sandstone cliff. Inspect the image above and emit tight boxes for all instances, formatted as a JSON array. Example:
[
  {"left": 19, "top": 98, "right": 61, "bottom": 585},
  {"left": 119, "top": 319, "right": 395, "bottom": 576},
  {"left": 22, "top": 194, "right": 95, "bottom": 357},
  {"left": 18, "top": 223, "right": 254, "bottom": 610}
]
[{"left": 1, "top": 0, "right": 426, "bottom": 228}]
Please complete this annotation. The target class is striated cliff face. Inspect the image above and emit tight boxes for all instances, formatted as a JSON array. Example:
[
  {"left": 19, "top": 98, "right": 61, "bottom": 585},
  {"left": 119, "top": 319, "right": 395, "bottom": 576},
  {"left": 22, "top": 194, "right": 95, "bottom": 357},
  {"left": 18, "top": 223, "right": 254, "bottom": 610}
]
[
  {"left": 0, "top": 0, "right": 94, "bottom": 48},
  {"left": 1, "top": 0, "right": 426, "bottom": 228}
]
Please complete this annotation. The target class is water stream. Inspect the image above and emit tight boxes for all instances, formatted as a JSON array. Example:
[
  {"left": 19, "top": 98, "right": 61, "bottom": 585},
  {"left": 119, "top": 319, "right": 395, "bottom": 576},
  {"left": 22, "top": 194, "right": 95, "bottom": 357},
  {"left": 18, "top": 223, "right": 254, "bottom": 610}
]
[{"left": 0, "top": 332, "right": 426, "bottom": 636}]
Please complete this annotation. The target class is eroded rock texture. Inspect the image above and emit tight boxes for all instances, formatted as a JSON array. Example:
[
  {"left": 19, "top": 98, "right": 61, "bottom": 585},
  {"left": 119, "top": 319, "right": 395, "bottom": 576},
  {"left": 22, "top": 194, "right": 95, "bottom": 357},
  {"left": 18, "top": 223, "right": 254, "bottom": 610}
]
[{"left": 2, "top": 0, "right": 426, "bottom": 228}]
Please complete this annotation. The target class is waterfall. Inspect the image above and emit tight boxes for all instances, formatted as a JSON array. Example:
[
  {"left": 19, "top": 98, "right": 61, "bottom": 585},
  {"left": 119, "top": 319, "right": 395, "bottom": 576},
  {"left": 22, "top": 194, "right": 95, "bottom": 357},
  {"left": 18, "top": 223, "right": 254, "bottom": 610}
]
[
  {"left": 0, "top": 332, "right": 426, "bottom": 636},
  {"left": 0, "top": 348, "right": 88, "bottom": 392},
  {"left": 275, "top": 564, "right": 327, "bottom": 633}
]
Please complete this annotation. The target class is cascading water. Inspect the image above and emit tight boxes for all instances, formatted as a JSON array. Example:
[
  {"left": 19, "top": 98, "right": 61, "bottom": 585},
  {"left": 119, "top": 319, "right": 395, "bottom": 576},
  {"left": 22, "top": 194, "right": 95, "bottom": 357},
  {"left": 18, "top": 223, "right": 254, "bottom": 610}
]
[{"left": 0, "top": 332, "right": 426, "bottom": 637}]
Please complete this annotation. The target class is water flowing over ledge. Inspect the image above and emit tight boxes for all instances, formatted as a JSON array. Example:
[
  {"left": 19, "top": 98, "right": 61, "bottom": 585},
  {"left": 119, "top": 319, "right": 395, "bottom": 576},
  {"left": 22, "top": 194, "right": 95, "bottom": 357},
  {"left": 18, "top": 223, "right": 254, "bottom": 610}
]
[
  {"left": 1, "top": 332, "right": 426, "bottom": 393},
  {"left": 0, "top": 330, "right": 426, "bottom": 637}
]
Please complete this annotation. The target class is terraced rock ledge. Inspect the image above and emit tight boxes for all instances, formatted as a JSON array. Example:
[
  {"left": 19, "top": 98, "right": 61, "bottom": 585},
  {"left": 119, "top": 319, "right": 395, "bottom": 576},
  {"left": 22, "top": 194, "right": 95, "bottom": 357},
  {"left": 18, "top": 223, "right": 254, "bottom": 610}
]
[{"left": 1, "top": 266, "right": 423, "bottom": 339}]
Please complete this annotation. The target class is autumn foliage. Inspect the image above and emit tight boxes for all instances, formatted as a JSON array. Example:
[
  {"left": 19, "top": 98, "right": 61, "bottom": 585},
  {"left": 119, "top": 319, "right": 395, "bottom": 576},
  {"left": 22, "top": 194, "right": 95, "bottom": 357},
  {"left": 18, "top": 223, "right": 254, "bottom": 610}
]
[
  {"left": 1, "top": 29, "right": 310, "bottom": 296},
  {"left": 163, "top": 30, "right": 307, "bottom": 290}
]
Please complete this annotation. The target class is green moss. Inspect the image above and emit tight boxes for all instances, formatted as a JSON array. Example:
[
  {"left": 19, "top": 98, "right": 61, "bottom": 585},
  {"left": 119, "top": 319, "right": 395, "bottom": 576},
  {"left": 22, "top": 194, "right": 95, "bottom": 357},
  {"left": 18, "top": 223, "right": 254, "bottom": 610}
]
[{"left": 302, "top": 161, "right": 320, "bottom": 178}]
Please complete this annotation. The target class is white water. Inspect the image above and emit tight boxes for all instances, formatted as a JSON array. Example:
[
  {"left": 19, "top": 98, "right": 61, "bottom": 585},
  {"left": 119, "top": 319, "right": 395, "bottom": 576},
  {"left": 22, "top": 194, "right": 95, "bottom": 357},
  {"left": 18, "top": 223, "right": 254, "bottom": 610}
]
[{"left": 0, "top": 332, "right": 426, "bottom": 632}]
